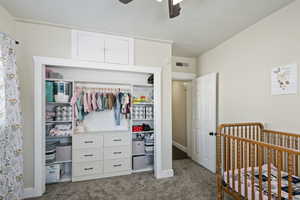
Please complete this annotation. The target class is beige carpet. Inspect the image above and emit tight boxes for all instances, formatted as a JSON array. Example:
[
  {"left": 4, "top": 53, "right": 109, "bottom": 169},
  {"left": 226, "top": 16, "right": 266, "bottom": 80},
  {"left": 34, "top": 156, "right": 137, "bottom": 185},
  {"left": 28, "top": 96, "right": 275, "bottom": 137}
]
[{"left": 29, "top": 159, "right": 227, "bottom": 200}]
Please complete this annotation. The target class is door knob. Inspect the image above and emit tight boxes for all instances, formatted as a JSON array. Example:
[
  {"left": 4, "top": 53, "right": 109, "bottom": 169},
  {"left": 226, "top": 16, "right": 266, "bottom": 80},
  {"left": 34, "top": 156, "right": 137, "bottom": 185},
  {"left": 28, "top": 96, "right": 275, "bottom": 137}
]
[{"left": 209, "top": 132, "right": 216, "bottom": 136}]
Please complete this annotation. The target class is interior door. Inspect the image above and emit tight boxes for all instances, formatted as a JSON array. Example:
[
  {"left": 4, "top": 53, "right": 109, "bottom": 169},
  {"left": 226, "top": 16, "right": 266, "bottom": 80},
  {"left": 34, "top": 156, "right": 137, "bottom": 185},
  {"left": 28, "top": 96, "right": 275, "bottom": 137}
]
[{"left": 191, "top": 73, "right": 217, "bottom": 173}]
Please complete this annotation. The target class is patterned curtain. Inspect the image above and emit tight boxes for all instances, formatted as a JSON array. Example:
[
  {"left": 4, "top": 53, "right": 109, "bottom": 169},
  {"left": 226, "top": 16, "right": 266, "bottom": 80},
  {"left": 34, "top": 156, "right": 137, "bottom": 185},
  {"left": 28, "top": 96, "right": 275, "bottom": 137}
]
[{"left": 0, "top": 33, "right": 23, "bottom": 200}]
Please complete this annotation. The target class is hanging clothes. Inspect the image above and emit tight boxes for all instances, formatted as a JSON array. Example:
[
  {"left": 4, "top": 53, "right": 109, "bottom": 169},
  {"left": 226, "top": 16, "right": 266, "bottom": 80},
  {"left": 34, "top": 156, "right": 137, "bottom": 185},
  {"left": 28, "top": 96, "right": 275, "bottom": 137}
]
[
  {"left": 114, "top": 92, "right": 122, "bottom": 126},
  {"left": 91, "top": 91, "right": 97, "bottom": 111},
  {"left": 71, "top": 87, "right": 131, "bottom": 125}
]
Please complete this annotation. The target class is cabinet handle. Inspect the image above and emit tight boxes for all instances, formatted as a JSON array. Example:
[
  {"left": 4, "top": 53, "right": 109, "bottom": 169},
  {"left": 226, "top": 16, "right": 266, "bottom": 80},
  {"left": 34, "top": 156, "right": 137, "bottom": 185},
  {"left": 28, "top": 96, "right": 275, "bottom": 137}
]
[
  {"left": 84, "top": 154, "right": 94, "bottom": 157},
  {"left": 84, "top": 167, "right": 94, "bottom": 171},
  {"left": 113, "top": 164, "right": 122, "bottom": 167},
  {"left": 84, "top": 141, "right": 94, "bottom": 144},
  {"left": 113, "top": 152, "right": 122, "bottom": 155},
  {"left": 113, "top": 139, "right": 122, "bottom": 142}
]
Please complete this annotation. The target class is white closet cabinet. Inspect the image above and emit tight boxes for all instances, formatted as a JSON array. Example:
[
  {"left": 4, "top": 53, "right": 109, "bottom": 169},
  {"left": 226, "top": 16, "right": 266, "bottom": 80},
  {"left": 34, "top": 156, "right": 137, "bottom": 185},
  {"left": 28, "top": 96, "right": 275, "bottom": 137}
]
[
  {"left": 72, "top": 132, "right": 131, "bottom": 182},
  {"left": 72, "top": 30, "right": 134, "bottom": 65}
]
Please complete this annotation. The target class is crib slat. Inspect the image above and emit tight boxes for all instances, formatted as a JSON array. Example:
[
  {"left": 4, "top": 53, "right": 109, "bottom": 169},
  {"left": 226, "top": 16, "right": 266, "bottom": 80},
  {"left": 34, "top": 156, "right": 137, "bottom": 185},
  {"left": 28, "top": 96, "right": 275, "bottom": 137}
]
[
  {"left": 232, "top": 138, "right": 236, "bottom": 191},
  {"left": 237, "top": 140, "right": 241, "bottom": 194},
  {"left": 273, "top": 134, "right": 277, "bottom": 166},
  {"left": 244, "top": 141, "right": 248, "bottom": 199},
  {"left": 268, "top": 149, "right": 272, "bottom": 200},
  {"left": 256, "top": 126, "right": 259, "bottom": 166},
  {"left": 277, "top": 151, "right": 282, "bottom": 200},
  {"left": 227, "top": 136, "right": 230, "bottom": 188},
  {"left": 223, "top": 132, "right": 227, "bottom": 174},
  {"left": 251, "top": 143, "right": 255, "bottom": 200},
  {"left": 296, "top": 137, "right": 299, "bottom": 176},
  {"left": 288, "top": 153, "right": 293, "bottom": 200},
  {"left": 228, "top": 128, "right": 231, "bottom": 171},
  {"left": 258, "top": 145, "right": 263, "bottom": 200}
]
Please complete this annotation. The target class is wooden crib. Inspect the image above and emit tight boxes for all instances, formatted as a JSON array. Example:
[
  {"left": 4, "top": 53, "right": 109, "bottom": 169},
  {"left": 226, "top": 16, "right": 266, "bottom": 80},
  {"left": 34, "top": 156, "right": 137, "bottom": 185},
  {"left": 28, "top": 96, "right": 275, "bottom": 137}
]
[{"left": 216, "top": 123, "right": 300, "bottom": 200}]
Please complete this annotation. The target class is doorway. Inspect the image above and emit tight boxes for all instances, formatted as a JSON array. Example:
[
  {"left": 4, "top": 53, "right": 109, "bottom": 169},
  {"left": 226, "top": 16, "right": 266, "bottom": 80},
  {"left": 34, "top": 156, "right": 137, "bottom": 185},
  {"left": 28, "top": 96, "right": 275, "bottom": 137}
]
[
  {"left": 172, "top": 80, "right": 190, "bottom": 160},
  {"left": 171, "top": 72, "right": 218, "bottom": 173}
]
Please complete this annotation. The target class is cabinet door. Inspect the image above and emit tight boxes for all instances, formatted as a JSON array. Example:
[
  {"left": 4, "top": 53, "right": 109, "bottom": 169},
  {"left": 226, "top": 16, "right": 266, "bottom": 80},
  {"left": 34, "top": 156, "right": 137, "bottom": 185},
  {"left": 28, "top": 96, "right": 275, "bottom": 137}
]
[
  {"left": 75, "top": 31, "right": 105, "bottom": 62},
  {"left": 105, "top": 38, "right": 130, "bottom": 65}
]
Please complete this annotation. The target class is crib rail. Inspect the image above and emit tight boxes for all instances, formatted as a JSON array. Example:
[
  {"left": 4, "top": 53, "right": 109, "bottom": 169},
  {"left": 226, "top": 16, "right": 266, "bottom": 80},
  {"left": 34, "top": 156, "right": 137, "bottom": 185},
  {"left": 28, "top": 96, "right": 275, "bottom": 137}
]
[{"left": 216, "top": 123, "right": 300, "bottom": 200}]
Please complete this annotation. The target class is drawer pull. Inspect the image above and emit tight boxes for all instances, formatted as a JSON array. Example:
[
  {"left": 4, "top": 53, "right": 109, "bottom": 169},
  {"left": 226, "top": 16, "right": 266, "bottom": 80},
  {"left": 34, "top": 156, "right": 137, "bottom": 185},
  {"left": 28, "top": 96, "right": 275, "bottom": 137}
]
[
  {"left": 113, "top": 152, "right": 122, "bottom": 155},
  {"left": 84, "top": 167, "right": 94, "bottom": 171},
  {"left": 113, "top": 164, "right": 122, "bottom": 167},
  {"left": 84, "top": 154, "right": 94, "bottom": 157},
  {"left": 113, "top": 139, "right": 122, "bottom": 142},
  {"left": 84, "top": 141, "right": 94, "bottom": 144}
]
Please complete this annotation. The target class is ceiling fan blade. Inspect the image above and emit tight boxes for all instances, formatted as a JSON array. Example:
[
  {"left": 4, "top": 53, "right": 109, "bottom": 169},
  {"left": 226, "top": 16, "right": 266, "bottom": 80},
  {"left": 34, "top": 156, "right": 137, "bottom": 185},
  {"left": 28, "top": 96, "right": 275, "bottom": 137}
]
[
  {"left": 168, "top": 0, "right": 181, "bottom": 18},
  {"left": 119, "top": 0, "right": 134, "bottom": 4}
]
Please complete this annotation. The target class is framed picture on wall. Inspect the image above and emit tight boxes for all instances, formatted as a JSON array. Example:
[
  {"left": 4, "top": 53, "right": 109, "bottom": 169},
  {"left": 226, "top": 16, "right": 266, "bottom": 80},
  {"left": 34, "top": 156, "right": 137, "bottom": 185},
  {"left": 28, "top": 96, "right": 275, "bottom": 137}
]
[{"left": 271, "top": 64, "right": 298, "bottom": 95}]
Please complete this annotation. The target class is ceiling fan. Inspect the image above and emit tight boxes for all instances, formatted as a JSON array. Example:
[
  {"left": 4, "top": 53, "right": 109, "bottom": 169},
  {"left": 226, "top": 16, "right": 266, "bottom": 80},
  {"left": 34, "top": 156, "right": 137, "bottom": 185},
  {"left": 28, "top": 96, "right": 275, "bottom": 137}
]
[{"left": 119, "top": 0, "right": 183, "bottom": 19}]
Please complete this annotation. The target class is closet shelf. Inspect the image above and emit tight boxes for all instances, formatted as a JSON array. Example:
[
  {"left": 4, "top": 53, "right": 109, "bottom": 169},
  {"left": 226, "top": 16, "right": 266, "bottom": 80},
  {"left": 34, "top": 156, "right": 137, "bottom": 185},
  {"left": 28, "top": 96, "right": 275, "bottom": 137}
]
[
  {"left": 132, "top": 119, "right": 154, "bottom": 121},
  {"left": 132, "top": 166, "right": 154, "bottom": 173},
  {"left": 132, "top": 131, "right": 154, "bottom": 134},
  {"left": 46, "top": 121, "right": 72, "bottom": 123},
  {"left": 46, "top": 136, "right": 72, "bottom": 139},
  {"left": 133, "top": 103, "right": 153, "bottom": 105},
  {"left": 46, "top": 160, "right": 72, "bottom": 166},
  {"left": 132, "top": 153, "right": 146, "bottom": 156},
  {"left": 45, "top": 78, "right": 74, "bottom": 82},
  {"left": 46, "top": 102, "right": 71, "bottom": 104},
  {"left": 133, "top": 84, "right": 153, "bottom": 87}
]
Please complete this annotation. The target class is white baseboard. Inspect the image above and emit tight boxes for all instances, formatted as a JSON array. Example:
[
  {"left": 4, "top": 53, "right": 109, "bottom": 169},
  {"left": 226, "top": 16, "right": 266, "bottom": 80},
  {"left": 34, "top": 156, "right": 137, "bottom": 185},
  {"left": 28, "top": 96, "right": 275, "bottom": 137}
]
[
  {"left": 157, "top": 169, "right": 174, "bottom": 179},
  {"left": 172, "top": 141, "right": 187, "bottom": 153},
  {"left": 23, "top": 187, "right": 39, "bottom": 199}
]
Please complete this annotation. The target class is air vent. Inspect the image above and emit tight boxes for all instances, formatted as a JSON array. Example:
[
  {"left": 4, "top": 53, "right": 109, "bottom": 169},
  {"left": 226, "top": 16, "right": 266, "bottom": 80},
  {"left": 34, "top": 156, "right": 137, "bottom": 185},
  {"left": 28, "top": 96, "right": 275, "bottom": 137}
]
[{"left": 176, "top": 62, "right": 189, "bottom": 67}]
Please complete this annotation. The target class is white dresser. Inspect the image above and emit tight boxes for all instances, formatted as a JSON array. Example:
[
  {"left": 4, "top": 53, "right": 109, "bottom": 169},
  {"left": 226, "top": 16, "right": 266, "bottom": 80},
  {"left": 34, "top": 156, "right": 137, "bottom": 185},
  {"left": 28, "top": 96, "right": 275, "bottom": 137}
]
[{"left": 72, "top": 131, "right": 131, "bottom": 182}]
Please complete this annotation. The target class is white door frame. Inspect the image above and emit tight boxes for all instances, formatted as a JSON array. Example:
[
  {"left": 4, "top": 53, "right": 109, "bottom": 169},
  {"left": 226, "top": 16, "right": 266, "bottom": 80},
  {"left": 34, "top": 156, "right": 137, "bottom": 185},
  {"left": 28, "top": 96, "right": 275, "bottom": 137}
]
[
  {"left": 172, "top": 72, "right": 196, "bottom": 156},
  {"left": 34, "top": 56, "right": 163, "bottom": 197}
]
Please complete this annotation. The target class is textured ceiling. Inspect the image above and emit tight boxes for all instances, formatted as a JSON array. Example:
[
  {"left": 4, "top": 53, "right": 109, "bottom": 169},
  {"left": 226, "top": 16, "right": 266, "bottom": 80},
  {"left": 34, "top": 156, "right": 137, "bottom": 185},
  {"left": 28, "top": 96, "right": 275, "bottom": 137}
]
[{"left": 0, "top": 0, "right": 294, "bottom": 56}]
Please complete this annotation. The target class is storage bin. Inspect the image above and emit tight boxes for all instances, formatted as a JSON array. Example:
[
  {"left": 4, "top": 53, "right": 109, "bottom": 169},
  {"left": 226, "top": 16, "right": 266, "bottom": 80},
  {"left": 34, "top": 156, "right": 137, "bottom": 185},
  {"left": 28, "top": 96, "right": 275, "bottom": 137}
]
[
  {"left": 46, "top": 142, "right": 57, "bottom": 163},
  {"left": 132, "top": 155, "right": 147, "bottom": 170},
  {"left": 145, "top": 154, "right": 154, "bottom": 165},
  {"left": 46, "top": 81, "right": 54, "bottom": 102},
  {"left": 145, "top": 145, "right": 154, "bottom": 153},
  {"left": 46, "top": 164, "right": 61, "bottom": 183},
  {"left": 132, "top": 140, "right": 145, "bottom": 155},
  {"left": 56, "top": 143, "right": 72, "bottom": 161}
]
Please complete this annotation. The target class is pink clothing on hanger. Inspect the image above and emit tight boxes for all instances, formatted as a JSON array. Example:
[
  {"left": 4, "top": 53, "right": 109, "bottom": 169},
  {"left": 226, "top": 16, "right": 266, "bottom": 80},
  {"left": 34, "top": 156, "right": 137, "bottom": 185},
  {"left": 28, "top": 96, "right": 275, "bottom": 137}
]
[
  {"left": 87, "top": 92, "right": 93, "bottom": 112},
  {"left": 83, "top": 91, "right": 89, "bottom": 113},
  {"left": 70, "top": 88, "right": 80, "bottom": 120},
  {"left": 91, "top": 92, "right": 97, "bottom": 111}
]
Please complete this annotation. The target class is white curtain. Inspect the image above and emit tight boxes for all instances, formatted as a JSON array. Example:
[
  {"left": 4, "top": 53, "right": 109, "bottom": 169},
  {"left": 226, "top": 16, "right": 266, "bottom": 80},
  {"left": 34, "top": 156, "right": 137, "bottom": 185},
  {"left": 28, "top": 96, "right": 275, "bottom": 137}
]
[{"left": 0, "top": 32, "right": 23, "bottom": 200}]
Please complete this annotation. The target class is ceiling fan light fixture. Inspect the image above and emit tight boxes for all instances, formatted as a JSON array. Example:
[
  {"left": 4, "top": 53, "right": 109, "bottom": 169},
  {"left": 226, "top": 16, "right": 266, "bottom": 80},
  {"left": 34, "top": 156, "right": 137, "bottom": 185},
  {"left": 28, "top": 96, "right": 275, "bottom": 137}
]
[
  {"left": 172, "top": 0, "right": 184, "bottom": 5},
  {"left": 119, "top": 0, "right": 134, "bottom": 4}
]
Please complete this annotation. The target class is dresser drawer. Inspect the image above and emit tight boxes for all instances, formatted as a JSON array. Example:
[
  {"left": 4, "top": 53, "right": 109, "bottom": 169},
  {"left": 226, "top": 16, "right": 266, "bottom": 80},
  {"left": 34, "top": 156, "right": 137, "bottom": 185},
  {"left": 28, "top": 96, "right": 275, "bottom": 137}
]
[
  {"left": 73, "top": 148, "right": 103, "bottom": 163},
  {"left": 104, "top": 146, "right": 130, "bottom": 160},
  {"left": 104, "top": 133, "right": 130, "bottom": 147},
  {"left": 73, "top": 161, "right": 103, "bottom": 177},
  {"left": 104, "top": 158, "right": 130, "bottom": 173},
  {"left": 73, "top": 134, "right": 103, "bottom": 149}
]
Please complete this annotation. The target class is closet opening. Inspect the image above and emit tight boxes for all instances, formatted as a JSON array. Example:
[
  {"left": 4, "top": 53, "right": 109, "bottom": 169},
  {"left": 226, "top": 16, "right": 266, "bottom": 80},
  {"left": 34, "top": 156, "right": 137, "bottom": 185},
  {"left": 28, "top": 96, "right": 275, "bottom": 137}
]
[{"left": 34, "top": 57, "right": 163, "bottom": 196}]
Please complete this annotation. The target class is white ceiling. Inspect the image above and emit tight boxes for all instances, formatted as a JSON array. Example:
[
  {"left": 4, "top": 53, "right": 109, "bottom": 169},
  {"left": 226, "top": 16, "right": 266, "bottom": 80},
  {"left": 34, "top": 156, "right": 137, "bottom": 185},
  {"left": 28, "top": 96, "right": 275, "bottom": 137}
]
[{"left": 0, "top": 0, "right": 294, "bottom": 57}]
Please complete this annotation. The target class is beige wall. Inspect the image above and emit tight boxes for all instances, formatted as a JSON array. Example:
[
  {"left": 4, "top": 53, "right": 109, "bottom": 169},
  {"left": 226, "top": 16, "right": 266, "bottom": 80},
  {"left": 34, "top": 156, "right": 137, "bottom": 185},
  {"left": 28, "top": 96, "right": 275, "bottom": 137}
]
[
  {"left": 198, "top": 1, "right": 300, "bottom": 133},
  {"left": 172, "top": 81, "right": 187, "bottom": 147},
  {"left": 172, "top": 56, "right": 197, "bottom": 73},
  {"left": 14, "top": 21, "right": 172, "bottom": 188},
  {"left": 135, "top": 39, "right": 173, "bottom": 171},
  {"left": 0, "top": 5, "right": 15, "bottom": 37}
]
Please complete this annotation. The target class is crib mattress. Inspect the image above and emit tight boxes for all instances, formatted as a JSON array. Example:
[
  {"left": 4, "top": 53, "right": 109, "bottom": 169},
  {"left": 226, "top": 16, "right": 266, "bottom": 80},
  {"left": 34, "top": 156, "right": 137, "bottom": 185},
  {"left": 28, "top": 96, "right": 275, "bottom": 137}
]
[{"left": 223, "top": 164, "right": 300, "bottom": 200}]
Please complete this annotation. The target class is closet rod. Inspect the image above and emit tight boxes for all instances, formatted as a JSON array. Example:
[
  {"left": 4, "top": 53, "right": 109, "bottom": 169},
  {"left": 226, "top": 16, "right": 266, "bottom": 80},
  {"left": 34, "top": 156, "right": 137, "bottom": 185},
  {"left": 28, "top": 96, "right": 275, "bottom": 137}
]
[{"left": 75, "top": 80, "right": 131, "bottom": 86}]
